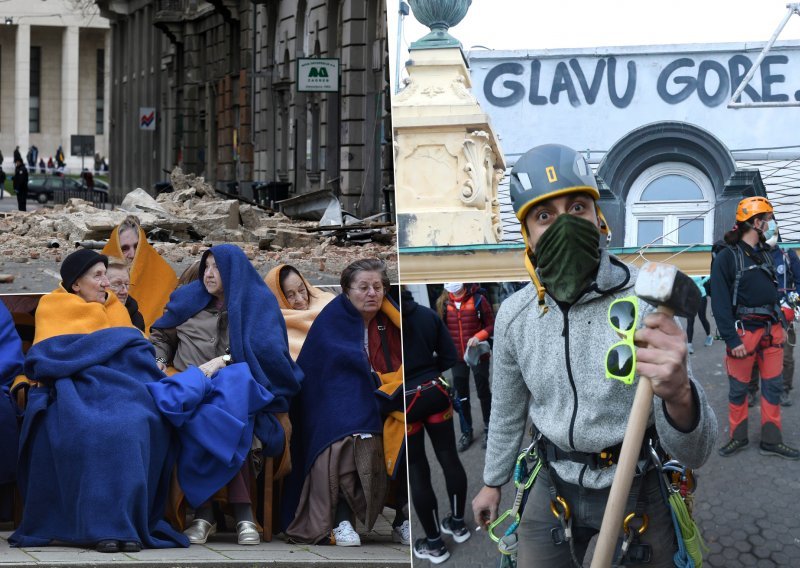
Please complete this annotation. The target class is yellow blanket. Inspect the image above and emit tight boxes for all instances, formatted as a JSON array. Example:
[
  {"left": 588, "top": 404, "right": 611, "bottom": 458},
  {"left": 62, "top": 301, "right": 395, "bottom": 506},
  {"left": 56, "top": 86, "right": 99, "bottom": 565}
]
[
  {"left": 33, "top": 286, "right": 134, "bottom": 344},
  {"left": 102, "top": 225, "right": 178, "bottom": 335},
  {"left": 264, "top": 265, "right": 336, "bottom": 361}
]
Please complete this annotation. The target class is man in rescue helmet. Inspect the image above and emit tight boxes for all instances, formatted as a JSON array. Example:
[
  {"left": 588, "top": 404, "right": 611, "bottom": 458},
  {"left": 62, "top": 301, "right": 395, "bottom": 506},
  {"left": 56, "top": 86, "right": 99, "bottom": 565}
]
[
  {"left": 710, "top": 196, "right": 799, "bottom": 460},
  {"left": 471, "top": 144, "right": 717, "bottom": 566}
]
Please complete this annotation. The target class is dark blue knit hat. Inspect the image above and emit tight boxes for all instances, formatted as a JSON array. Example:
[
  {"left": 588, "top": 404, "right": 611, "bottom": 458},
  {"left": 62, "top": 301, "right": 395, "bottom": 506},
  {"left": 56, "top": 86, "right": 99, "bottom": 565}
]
[{"left": 61, "top": 249, "right": 108, "bottom": 292}]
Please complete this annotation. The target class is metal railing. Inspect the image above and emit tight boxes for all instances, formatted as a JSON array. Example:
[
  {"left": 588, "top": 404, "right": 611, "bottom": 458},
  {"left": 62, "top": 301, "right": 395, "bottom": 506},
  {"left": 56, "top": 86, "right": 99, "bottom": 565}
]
[{"left": 55, "top": 187, "right": 108, "bottom": 210}]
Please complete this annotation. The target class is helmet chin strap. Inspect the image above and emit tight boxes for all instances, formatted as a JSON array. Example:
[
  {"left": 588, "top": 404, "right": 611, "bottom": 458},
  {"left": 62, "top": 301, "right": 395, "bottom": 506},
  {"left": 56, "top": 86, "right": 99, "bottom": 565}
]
[{"left": 521, "top": 224, "right": 549, "bottom": 315}]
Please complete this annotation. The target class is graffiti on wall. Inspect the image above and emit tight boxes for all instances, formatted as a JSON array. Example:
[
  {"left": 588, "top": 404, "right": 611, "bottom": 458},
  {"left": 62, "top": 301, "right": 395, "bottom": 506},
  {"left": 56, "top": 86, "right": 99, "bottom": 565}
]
[{"left": 481, "top": 54, "right": 798, "bottom": 108}]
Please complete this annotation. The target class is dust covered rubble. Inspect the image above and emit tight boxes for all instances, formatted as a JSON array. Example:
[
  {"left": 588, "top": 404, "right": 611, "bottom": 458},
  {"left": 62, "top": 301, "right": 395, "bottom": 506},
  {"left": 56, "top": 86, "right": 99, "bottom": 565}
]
[{"left": 0, "top": 169, "right": 397, "bottom": 283}]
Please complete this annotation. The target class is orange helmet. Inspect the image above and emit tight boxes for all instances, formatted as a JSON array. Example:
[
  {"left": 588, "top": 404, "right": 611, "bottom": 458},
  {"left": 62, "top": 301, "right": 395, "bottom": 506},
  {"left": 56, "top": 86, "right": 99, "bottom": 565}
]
[{"left": 736, "top": 196, "right": 773, "bottom": 223}]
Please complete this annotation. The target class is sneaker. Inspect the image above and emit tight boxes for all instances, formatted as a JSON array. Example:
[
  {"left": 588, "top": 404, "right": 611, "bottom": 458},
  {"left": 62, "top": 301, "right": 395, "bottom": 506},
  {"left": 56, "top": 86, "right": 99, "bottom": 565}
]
[
  {"left": 440, "top": 514, "right": 471, "bottom": 544},
  {"left": 780, "top": 391, "right": 793, "bottom": 407},
  {"left": 392, "top": 520, "right": 410, "bottom": 545},
  {"left": 704, "top": 335, "right": 714, "bottom": 347},
  {"left": 688, "top": 343, "right": 694, "bottom": 355},
  {"left": 759, "top": 442, "right": 800, "bottom": 460},
  {"left": 747, "top": 391, "right": 759, "bottom": 408},
  {"left": 332, "top": 520, "right": 361, "bottom": 547},
  {"left": 457, "top": 431, "right": 473, "bottom": 453},
  {"left": 413, "top": 537, "right": 450, "bottom": 564},
  {"left": 718, "top": 438, "right": 749, "bottom": 457}
]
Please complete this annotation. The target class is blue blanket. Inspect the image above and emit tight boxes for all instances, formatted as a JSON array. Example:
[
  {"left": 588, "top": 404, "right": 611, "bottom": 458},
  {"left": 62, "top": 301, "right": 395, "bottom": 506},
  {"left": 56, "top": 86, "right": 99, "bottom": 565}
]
[
  {"left": 280, "top": 293, "right": 383, "bottom": 530},
  {"left": 11, "top": 327, "right": 188, "bottom": 548},
  {"left": 153, "top": 244, "right": 303, "bottom": 456},
  {"left": 147, "top": 363, "right": 274, "bottom": 507},
  {"left": 0, "top": 302, "right": 23, "bottom": 486}
]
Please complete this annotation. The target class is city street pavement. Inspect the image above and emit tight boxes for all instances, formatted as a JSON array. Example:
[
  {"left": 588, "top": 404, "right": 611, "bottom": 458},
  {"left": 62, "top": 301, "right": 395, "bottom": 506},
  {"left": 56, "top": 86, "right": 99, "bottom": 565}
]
[
  {"left": 0, "top": 508, "right": 411, "bottom": 567},
  {"left": 411, "top": 316, "right": 800, "bottom": 567},
  {"left": 0, "top": 196, "right": 43, "bottom": 213}
]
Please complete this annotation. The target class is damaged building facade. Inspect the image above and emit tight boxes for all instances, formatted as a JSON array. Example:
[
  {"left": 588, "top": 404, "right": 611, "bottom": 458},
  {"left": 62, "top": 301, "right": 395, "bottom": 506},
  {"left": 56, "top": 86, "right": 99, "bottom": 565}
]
[{"left": 95, "top": 0, "right": 392, "bottom": 218}]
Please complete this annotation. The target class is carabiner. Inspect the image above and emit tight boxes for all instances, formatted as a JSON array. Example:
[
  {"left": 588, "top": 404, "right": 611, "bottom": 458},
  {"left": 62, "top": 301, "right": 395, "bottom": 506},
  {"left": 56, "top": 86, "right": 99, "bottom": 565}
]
[
  {"left": 488, "top": 509, "right": 519, "bottom": 544},
  {"left": 623, "top": 512, "right": 649, "bottom": 536},
  {"left": 549, "top": 496, "right": 570, "bottom": 521}
]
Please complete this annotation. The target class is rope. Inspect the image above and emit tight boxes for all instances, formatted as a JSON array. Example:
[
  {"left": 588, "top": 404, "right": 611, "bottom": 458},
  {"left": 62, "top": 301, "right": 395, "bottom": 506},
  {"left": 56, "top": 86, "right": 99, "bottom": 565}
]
[{"left": 669, "top": 491, "right": 707, "bottom": 568}]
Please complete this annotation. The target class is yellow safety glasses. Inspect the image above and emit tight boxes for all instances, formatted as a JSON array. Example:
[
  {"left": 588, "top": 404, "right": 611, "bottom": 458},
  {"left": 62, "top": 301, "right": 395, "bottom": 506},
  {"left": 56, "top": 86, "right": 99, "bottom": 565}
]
[{"left": 606, "top": 296, "right": 639, "bottom": 385}]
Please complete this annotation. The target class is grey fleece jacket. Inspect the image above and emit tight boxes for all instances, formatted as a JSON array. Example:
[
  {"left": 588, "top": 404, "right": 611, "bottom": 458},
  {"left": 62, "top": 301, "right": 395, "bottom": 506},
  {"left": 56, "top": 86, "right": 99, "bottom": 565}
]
[{"left": 484, "top": 251, "right": 717, "bottom": 489}]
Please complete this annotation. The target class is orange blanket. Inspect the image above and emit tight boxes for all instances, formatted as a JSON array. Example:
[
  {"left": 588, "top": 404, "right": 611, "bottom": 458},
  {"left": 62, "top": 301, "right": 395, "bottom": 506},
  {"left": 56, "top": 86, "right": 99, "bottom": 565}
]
[
  {"left": 264, "top": 265, "right": 336, "bottom": 361},
  {"left": 33, "top": 286, "right": 134, "bottom": 345},
  {"left": 375, "top": 298, "right": 405, "bottom": 478},
  {"left": 102, "top": 225, "right": 178, "bottom": 335}
]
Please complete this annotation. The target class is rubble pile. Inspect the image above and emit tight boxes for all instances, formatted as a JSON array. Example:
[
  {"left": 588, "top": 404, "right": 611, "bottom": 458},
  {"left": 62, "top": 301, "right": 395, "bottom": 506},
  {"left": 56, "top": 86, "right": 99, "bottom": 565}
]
[{"left": 0, "top": 168, "right": 397, "bottom": 288}]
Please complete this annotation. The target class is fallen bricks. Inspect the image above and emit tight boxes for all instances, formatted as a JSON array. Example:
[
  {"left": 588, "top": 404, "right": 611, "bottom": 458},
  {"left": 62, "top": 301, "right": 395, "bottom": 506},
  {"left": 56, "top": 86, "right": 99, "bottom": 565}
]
[{"left": 0, "top": 171, "right": 397, "bottom": 289}]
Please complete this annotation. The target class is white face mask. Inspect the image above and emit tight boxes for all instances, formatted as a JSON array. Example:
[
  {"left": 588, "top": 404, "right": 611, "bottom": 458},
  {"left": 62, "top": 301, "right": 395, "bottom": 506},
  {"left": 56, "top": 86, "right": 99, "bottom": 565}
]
[
  {"left": 766, "top": 228, "right": 779, "bottom": 248},
  {"left": 762, "top": 219, "right": 778, "bottom": 246},
  {"left": 444, "top": 283, "right": 464, "bottom": 294}
]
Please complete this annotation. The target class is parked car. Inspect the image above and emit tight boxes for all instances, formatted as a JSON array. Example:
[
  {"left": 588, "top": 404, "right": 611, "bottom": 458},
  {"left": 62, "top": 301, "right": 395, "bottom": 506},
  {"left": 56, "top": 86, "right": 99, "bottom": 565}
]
[{"left": 26, "top": 175, "right": 109, "bottom": 204}]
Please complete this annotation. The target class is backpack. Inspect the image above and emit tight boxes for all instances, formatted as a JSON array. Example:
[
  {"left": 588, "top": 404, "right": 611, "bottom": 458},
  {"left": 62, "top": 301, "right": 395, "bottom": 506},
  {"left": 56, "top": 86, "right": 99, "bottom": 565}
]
[{"left": 709, "top": 240, "right": 776, "bottom": 308}]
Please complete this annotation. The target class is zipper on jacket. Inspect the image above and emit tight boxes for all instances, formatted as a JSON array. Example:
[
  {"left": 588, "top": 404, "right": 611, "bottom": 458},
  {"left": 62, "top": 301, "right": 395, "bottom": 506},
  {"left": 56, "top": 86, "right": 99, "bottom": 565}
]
[{"left": 560, "top": 303, "right": 579, "bottom": 451}]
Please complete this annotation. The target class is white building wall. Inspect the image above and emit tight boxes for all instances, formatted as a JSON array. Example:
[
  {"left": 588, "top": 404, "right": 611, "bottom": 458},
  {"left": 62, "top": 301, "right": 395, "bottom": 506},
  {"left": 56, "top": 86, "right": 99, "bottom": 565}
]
[{"left": 0, "top": 0, "right": 109, "bottom": 171}]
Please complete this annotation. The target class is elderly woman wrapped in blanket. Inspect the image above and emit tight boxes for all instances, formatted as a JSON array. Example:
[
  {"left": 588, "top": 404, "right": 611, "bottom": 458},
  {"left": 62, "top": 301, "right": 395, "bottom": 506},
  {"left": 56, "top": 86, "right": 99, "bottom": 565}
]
[
  {"left": 280, "top": 258, "right": 407, "bottom": 547},
  {"left": 264, "top": 264, "right": 336, "bottom": 360},
  {"left": 151, "top": 245, "right": 304, "bottom": 545},
  {"left": 11, "top": 248, "right": 282, "bottom": 553},
  {"left": 10, "top": 249, "right": 188, "bottom": 553}
]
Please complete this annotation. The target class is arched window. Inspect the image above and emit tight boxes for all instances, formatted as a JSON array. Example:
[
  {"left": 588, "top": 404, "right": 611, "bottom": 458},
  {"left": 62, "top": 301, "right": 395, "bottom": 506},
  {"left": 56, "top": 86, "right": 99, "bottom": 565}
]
[{"left": 625, "top": 162, "right": 715, "bottom": 247}]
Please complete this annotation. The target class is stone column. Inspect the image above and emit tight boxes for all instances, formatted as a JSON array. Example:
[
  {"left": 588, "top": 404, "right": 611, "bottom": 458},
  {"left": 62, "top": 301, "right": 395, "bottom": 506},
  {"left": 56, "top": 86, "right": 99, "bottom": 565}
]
[
  {"left": 103, "top": 30, "right": 111, "bottom": 161},
  {"left": 14, "top": 23, "right": 31, "bottom": 154},
  {"left": 61, "top": 26, "right": 80, "bottom": 166},
  {"left": 392, "top": 47, "right": 505, "bottom": 247}
]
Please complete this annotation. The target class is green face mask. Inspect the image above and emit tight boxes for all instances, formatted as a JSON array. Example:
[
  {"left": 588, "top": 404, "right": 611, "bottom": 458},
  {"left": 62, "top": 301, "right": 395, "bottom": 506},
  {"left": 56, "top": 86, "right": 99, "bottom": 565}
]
[{"left": 533, "top": 214, "right": 601, "bottom": 304}]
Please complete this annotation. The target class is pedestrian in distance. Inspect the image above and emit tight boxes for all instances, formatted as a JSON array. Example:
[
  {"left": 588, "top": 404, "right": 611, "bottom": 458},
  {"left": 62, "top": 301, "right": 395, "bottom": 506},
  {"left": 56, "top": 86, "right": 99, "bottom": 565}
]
[
  {"left": 13, "top": 157, "right": 28, "bottom": 212},
  {"left": 403, "top": 287, "right": 470, "bottom": 564},
  {"left": 471, "top": 144, "right": 717, "bottom": 567},
  {"left": 436, "top": 282, "right": 494, "bottom": 451},
  {"left": 710, "top": 196, "right": 799, "bottom": 460},
  {"left": 767, "top": 230, "right": 800, "bottom": 407},
  {"left": 685, "top": 276, "right": 714, "bottom": 354}
]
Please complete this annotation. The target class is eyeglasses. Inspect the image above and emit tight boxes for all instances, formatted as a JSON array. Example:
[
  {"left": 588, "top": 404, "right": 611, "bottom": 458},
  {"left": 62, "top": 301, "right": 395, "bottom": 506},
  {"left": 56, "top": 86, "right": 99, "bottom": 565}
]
[
  {"left": 606, "top": 296, "right": 639, "bottom": 385},
  {"left": 351, "top": 284, "right": 384, "bottom": 295},
  {"left": 108, "top": 281, "right": 130, "bottom": 291}
]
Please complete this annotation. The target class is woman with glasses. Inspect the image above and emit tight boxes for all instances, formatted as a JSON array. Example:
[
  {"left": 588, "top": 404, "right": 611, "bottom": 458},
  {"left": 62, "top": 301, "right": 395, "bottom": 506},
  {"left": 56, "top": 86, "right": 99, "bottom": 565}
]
[
  {"left": 471, "top": 144, "right": 717, "bottom": 567},
  {"left": 264, "top": 264, "right": 335, "bottom": 360},
  {"left": 106, "top": 257, "right": 145, "bottom": 331},
  {"left": 281, "top": 258, "right": 407, "bottom": 547}
]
